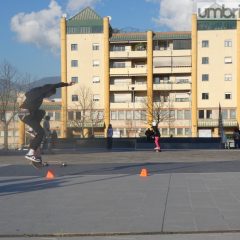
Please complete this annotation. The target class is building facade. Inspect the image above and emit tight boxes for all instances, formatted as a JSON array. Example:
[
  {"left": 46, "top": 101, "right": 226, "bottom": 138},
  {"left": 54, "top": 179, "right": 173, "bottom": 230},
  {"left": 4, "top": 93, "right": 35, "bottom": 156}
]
[
  {"left": 61, "top": 7, "right": 240, "bottom": 138},
  {"left": 60, "top": 7, "right": 194, "bottom": 138}
]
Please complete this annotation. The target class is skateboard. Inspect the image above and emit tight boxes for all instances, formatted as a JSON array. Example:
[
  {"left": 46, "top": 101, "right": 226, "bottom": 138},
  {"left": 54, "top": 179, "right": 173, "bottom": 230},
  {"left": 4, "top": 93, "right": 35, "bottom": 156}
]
[
  {"left": 30, "top": 160, "right": 67, "bottom": 169},
  {"left": 154, "top": 149, "right": 161, "bottom": 152}
]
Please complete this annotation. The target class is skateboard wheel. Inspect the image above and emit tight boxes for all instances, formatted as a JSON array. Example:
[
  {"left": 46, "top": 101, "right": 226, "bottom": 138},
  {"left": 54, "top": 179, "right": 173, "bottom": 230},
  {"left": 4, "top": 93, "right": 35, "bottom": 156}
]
[{"left": 61, "top": 163, "right": 67, "bottom": 167}]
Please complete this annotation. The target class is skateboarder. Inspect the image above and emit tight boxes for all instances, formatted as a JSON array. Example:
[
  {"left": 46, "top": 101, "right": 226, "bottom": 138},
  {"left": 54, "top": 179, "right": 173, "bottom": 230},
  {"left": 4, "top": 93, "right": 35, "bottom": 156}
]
[
  {"left": 19, "top": 82, "right": 75, "bottom": 163},
  {"left": 152, "top": 121, "right": 161, "bottom": 152}
]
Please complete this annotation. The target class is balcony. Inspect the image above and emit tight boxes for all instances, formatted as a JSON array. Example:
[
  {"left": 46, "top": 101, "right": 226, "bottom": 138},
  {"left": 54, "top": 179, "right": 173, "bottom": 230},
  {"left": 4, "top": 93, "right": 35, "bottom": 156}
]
[
  {"left": 198, "top": 119, "right": 238, "bottom": 127},
  {"left": 110, "top": 67, "right": 147, "bottom": 76},
  {"left": 153, "top": 49, "right": 191, "bottom": 57},
  {"left": 153, "top": 66, "right": 191, "bottom": 74},
  {"left": 153, "top": 82, "right": 191, "bottom": 91},
  {"left": 110, "top": 102, "right": 144, "bottom": 109},
  {"left": 110, "top": 50, "right": 147, "bottom": 59}
]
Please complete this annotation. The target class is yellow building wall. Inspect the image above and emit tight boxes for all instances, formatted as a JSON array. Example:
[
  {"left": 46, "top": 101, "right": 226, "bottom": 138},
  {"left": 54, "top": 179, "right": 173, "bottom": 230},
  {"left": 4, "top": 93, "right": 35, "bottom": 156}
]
[{"left": 197, "top": 30, "right": 237, "bottom": 109}]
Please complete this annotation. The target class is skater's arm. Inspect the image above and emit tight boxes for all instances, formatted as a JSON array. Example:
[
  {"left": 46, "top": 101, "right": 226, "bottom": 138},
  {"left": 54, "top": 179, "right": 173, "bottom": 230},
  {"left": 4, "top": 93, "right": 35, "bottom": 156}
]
[
  {"left": 38, "top": 82, "right": 75, "bottom": 97},
  {"left": 52, "top": 82, "right": 75, "bottom": 89}
]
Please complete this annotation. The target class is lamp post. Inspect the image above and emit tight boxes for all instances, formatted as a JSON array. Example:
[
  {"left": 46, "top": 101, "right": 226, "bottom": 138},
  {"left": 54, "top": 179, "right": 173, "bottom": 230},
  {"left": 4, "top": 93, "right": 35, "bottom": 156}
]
[{"left": 131, "top": 87, "right": 136, "bottom": 137}]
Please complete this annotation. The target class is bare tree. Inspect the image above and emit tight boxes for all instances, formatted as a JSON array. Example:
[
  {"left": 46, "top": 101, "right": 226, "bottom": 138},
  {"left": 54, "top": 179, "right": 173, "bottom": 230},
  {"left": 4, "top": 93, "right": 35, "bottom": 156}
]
[
  {"left": 0, "top": 61, "right": 31, "bottom": 149},
  {"left": 142, "top": 94, "right": 175, "bottom": 127},
  {"left": 68, "top": 85, "right": 103, "bottom": 138}
]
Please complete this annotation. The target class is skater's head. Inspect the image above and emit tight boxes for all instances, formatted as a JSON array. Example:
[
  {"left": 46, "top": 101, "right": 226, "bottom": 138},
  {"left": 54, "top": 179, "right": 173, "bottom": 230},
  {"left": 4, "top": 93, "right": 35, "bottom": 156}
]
[{"left": 45, "top": 115, "right": 50, "bottom": 121}]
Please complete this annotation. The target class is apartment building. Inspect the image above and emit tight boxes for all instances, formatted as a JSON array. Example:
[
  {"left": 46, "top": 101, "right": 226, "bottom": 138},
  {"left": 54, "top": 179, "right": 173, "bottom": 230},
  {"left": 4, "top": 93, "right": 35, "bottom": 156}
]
[
  {"left": 60, "top": 7, "right": 192, "bottom": 138},
  {"left": 192, "top": 15, "right": 240, "bottom": 137}
]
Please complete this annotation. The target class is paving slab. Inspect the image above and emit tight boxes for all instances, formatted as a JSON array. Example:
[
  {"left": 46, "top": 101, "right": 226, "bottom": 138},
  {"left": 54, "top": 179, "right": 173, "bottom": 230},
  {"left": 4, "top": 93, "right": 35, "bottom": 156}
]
[{"left": 1, "top": 150, "right": 240, "bottom": 238}]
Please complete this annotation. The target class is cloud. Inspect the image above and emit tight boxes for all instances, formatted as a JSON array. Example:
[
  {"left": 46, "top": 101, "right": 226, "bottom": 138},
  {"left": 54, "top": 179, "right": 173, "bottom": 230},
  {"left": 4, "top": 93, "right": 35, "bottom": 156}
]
[
  {"left": 10, "top": 0, "right": 63, "bottom": 54},
  {"left": 66, "top": 0, "right": 101, "bottom": 13},
  {"left": 154, "top": 0, "right": 193, "bottom": 30},
  {"left": 152, "top": 0, "right": 217, "bottom": 31}
]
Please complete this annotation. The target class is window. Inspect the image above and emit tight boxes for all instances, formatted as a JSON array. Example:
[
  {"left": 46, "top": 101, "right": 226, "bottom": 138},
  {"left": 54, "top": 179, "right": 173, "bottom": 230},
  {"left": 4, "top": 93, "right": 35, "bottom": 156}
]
[
  {"left": 118, "top": 111, "right": 125, "bottom": 120},
  {"left": 177, "top": 128, "right": 183, "bottom": 135},
  {"left": 111, "top": 45, "right": 125, "bottom": 51},
  {"left": 68, "top": 111, "right": 74, "bottom": 121},
  {"left": 92, "top": 43, "right": 100, "bottom": 50},
  {"left": 140, "top": 111, "right": 146, "bottom": 120},
  {"left": 134, "top": 111, "right": 141, "bottom": 120},
  {"left": 71, "top": 77, "right": 78, "bottom": 83},
  {"left": 184, "top": 110, "right": 191, "bottom": 120},
  {"left": 225, "top": 74, "right": 232, "bottom": 81},
  {"left": 162, "top": 128, "right": 168, "bottom": 136},
  {"left": 71, "top": 44, "right": 78, "bottom": 51},
  {"left": 225, "top": 40, "right": 232, "bottom": 47},
  {"left": 177, "top": 110, "right": 184, "bottom": 120},
  {"left": 76, "top": 111, "right": 81, "bottom": 120},
  {"left": 170, "top": 110, "right": 175, "bottom": 119},
  {"left": 202, "top": 93, "right": 209, "bottom": 100},
  {"left": 71, "top": 60, "right": 78, "bottom": 67},
  {"left": 199, "top": 110, "right": 204, "bottom": 119},
  {"left": 111, "top": 62, "right": 125, "bottom": 68},
  {"left": 72, "top": 95, "right": 78, "bottom": 101},
  {"left": 206, "top": 110, "right": 212, "bottom": 119},
  {"left": 230, "top": 109, "right": 236, "bottom": 119},
  {"left": 93, "top": 60, "right": 100, "bottom": 67},
  {"left": 224, "top": 57, "right": 232, "bottom": 64},
  {"left": 92, "top": 76, "right": 100, "bottom": 83},
  {"left": 111, "top": 111, "right": 117, "bottom": 120},
  {"left": 126, "top": 111, "right": 132, "bottom": 120},
  {"left": 93, "top": 94, "right": 100, "bottom": 102},
  {"left": 225, "top": 92, "right": 232, "bottom": 99},
  {"left": 185, "top": 128, "right": 191, "bottom": 136},
  {"left": 169, "top": 128, "right": 175, "bottom": 136},
  {"left": 153, "top": 76, "right": 160, "bottom": 84},
  {"left": 202, "top": 40, "right": 209, "bottom": 47},
  {"left": 55, "top": 112, "right": 60, "bottom": 121},
  {"left": 202, "top": 74, "right": 209, "bottom": 81},
  {"left": 202, "top": 57, "right": 209, "bottom": 64},
  {"left": 222, "top": 109, "right": 228, "bottom": 119}
]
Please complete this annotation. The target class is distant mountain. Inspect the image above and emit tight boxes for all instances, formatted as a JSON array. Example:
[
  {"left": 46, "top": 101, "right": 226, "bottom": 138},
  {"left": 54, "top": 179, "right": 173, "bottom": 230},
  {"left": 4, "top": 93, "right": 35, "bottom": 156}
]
[{"left": 30, "top": 76, "right": 61, "bottom": 98}]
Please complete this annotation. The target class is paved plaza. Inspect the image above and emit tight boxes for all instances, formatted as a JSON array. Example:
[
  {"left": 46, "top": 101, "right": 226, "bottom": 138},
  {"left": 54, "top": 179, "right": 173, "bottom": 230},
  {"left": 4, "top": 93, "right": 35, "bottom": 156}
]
[{"left": 1, "top": 149, "right": 240, "bottom": 239}]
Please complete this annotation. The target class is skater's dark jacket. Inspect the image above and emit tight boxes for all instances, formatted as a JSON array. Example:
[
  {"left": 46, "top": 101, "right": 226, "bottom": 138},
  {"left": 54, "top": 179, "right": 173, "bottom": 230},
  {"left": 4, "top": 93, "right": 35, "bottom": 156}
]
[
  {"left": 152, "top": 126, "right": 161, "bottom": 137},
  {"left": 20, "top": 82, "right": 69, "bottom": 111}
]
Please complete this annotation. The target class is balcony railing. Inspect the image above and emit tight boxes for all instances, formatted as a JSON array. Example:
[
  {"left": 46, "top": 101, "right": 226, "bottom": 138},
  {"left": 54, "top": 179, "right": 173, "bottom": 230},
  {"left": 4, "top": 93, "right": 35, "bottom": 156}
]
[{"left": 198, "top": 119, "right": 238, "bottom": 127}]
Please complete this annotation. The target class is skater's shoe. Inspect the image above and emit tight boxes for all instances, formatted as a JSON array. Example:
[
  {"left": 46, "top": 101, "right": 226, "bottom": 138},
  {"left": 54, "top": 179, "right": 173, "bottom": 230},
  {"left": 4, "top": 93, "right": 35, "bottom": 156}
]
[
  {"left": 25, "top": 154, "right": 41, "bottom": 163},
  {"left": 26, "top": 130, "right": 36, "bottom": 138}
]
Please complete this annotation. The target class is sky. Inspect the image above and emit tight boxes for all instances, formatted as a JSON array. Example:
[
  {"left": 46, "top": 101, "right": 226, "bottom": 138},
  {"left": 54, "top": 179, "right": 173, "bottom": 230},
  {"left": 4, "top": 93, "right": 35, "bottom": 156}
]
[{"left": 0, "top": 0, "right": 195, "bottom": 80}]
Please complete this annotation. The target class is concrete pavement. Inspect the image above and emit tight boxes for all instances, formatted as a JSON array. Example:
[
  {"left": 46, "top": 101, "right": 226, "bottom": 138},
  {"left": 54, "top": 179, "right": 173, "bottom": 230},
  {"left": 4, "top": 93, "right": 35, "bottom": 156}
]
[{"left": 1, "top": 149, "right": 240, "bottom": 239}]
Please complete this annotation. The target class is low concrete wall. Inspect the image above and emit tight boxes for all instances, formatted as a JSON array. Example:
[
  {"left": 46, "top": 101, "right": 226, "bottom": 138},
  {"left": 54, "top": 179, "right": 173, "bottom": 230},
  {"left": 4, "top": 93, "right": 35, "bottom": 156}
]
[{"left": 54, "top": 137, "right": 222, "bottom": 150}]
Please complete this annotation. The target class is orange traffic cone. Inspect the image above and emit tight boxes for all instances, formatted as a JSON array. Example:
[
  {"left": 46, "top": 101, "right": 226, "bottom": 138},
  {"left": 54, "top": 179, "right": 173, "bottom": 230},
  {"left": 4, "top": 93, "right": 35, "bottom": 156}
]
[
  {"left": 140, "top": 168, "right": 148, "bottom": 177},
  {"left": 46, "top": 170, "right": 55, "bottom": 180}
]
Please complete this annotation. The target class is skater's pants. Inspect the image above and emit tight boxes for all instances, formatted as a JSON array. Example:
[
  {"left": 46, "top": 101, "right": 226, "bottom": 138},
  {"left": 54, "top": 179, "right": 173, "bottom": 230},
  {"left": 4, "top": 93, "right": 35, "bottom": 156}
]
[
  {"left": 154, "top": 136, "right": 160, "bottom": 149},
  {"left": 21, "top": 109, "right": 46, "bottom": 150}
]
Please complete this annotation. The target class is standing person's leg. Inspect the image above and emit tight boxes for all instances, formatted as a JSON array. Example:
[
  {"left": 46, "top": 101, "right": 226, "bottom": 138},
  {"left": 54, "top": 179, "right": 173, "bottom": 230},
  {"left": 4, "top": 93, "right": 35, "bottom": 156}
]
[
  {"left": 22, "top": 110, "right": 45, "bottom": 161},
  {"left": 154, "top": 136, "right": 160, "bottom": 149}
]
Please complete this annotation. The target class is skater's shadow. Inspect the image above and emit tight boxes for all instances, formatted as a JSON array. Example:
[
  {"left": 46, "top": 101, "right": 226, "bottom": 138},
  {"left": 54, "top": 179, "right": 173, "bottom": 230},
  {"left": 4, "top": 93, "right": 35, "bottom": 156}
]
[{"left": 0, "top": 177, "right": 67, "bottom": 196}]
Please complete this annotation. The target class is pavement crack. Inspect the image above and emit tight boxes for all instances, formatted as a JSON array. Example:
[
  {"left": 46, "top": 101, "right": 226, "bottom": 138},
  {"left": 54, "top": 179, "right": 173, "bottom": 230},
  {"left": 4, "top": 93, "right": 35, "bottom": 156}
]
[{"left": 161, "top": 173, "right": 172, "bottom": 232}]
